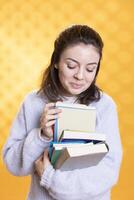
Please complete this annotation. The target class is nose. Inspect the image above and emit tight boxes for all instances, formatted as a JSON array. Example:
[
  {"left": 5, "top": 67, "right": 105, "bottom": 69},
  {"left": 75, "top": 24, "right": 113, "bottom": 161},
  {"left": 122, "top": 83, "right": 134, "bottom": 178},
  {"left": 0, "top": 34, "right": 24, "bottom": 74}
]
[{"left": 74, "top": 68, "right": 84, "bottom": 80}]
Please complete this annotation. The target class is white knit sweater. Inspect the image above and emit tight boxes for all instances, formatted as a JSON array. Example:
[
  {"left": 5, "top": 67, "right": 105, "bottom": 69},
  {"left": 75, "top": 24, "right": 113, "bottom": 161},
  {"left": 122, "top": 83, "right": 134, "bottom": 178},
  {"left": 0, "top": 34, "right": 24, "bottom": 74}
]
[{"left": 3, "top": 91, "right": 122, "bottom": 200}]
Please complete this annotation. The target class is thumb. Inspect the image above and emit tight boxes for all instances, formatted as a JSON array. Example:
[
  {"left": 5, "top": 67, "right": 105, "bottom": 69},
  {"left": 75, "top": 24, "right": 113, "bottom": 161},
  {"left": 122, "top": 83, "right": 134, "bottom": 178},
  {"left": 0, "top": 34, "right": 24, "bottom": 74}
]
[{"left": 43, "top": 149, "right": 49, "bottom": 158}]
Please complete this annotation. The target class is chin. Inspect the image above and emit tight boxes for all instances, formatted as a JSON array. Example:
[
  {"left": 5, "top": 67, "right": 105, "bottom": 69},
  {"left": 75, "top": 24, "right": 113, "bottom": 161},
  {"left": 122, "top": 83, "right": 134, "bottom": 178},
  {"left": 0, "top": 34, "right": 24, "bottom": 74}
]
[{"left": 69, "top": 89, "right": 84, "bottom": 96}]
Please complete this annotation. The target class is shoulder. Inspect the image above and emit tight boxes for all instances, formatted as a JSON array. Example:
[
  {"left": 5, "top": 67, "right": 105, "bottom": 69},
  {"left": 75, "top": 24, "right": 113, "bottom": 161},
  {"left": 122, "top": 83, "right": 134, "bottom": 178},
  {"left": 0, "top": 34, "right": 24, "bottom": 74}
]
[
  {"left": 23, "top": 90, "right": 47, "bottom": 104},
  {"left": 90, "top": 92, "right": 119, "bottom": 124},
  {"left": 90, "top": 91, "right": 117, "bottom": 111},
  {"left": 17, "top": 90, "right": 49, "bottom": 118},
  {"left": 21, "top": 90, "right": 48, "bottom": 114},
  {"left": 99, "top": 92, "right": 116, "bottom": 107}
]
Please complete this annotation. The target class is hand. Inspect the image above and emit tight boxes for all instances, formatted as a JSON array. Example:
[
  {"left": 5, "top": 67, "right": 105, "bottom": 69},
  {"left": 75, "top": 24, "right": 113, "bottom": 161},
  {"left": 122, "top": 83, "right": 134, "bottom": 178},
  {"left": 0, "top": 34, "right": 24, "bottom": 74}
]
[
  {"left": 40, "top": 102, "right": 62, "bottom": 139},
  {"left": 35, "top": 150, "right": 51, "bottom": 177}
]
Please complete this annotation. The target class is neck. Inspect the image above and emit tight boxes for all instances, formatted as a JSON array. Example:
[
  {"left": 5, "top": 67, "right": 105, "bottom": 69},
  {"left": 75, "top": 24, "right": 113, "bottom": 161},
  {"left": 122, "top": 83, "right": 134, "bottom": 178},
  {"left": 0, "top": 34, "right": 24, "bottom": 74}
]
[{"left": 62, "top": 95, "right": 78, "bottom": 104}]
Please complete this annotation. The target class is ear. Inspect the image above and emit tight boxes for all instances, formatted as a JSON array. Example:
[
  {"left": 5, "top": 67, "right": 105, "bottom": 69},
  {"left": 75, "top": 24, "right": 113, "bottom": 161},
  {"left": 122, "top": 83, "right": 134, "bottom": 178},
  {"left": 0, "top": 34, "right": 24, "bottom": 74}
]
[{"left": 55, "top": 64, "right": 58, "bottom": 69}]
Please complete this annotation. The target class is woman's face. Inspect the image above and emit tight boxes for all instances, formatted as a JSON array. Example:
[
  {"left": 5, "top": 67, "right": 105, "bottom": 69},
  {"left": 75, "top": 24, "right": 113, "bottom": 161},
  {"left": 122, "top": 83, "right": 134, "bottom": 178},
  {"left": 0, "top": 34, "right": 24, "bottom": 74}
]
[{"left": 57, "top": 43, "right": 100, "bottom": 96}]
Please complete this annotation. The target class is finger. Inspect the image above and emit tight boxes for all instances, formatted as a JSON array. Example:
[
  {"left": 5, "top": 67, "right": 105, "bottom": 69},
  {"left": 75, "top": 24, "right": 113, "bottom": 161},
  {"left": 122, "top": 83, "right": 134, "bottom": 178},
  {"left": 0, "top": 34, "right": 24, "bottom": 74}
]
[
  {"left": 41, "top": 108, "right": 61, "bottom": 123},
  {"left": 44, "top": 103, "right": 56, "bottom": 110},
  {"left": 43, "top": 112, "right": 61, "bottom": 122},
  {"left": 43, "top": 149, "right": 49, "bottom": 158},
  {"left": 40, "top": 114, "right": 56, "bottom": 125},
  {"left": 41, "top": 108, "right": 62, "bottom": 119},
  {"left": 35, "top": 155, "right": 43, "bottom": 165},
  {"left": 40, "top": 119, "right": 56, "bottom": 131},
  {"left": 46, "top": 108, "right": 62, "bottom": 115},
  {"left": 45, "top": 119, "right": 56, "bottom": 127}
]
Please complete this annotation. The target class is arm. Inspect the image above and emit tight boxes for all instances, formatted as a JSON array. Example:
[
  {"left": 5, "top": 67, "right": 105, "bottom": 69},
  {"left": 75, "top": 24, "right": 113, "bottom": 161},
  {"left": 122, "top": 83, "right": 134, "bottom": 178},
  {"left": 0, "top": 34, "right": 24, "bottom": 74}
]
[
  {"left": 3, "top": 102, "right": 51, "bottom": 176},
  {"left": 39, "top": 100, "right": 123, "bottom": 200}
]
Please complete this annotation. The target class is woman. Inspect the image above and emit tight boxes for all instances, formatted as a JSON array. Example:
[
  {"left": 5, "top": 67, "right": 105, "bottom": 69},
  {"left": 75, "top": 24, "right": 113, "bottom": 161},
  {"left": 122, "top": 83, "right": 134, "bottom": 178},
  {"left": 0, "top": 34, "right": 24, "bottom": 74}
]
[{"left": 3, "top": 24, "right": 122, "bottom": 200}]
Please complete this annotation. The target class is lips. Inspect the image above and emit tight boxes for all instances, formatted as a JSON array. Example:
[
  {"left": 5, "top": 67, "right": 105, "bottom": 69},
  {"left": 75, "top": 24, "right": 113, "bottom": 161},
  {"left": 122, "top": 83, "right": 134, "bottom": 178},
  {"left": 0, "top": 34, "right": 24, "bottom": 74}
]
[{"left": 70, "top": 83, "right": 83, "bottom": 89}]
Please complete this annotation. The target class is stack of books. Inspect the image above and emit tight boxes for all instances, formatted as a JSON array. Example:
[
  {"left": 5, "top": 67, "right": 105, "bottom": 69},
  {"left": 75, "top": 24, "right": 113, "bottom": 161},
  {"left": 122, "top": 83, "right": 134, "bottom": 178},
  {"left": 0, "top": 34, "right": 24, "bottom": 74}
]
[{"left": 49, "top": 102, "right": 108, "bottom": 171}]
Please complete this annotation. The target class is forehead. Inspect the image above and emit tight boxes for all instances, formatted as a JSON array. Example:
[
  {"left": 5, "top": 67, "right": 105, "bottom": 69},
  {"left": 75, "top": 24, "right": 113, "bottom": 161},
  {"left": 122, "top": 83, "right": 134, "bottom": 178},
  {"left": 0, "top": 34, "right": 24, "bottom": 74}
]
[{"left": 60, "top": 43, "right": 100, "bottom": 63}]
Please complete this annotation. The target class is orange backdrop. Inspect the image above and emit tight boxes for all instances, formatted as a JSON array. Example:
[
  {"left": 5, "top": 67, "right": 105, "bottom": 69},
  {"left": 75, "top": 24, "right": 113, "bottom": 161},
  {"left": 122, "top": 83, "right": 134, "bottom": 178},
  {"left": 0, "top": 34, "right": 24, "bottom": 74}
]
[{"left": 0, "top": 0, "right": 134, "bottom": 199}]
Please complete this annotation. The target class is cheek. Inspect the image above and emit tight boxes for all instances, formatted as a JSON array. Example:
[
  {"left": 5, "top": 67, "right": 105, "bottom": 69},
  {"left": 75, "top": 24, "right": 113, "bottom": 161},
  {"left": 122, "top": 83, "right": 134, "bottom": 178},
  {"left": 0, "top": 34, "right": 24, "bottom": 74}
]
[
  {"left": 58, "top": 70, "right": 69, "bottom": 85},
  {"left": 86, "top": 73, "right": 96, "bottom": 83},
  {"left": 59, "top": 71, "right": 66, "bottom": 81},
  {"left": 59, "top": 69, "right": 73, "bottom": 80}
]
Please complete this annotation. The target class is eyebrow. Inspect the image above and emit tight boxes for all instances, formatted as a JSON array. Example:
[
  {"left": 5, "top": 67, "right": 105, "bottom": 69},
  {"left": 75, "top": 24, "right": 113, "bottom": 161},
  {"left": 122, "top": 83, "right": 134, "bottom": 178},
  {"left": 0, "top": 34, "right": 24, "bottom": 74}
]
[{"left": 66, "top": 58, "right": 98, "bottom": 66}]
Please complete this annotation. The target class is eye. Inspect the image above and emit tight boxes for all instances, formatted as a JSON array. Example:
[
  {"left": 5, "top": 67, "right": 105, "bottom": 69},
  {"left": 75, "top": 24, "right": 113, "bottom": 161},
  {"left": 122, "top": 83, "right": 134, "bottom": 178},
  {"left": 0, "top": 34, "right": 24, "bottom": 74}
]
[
  {"left": 87, "top": 69, "right": 94, "bottom": 72},
  {"left": 67, "top": 64, "right": 76, "bottom": 69},
  {"left": 87, "top": 66, "right": 96, "bottom": 73}
]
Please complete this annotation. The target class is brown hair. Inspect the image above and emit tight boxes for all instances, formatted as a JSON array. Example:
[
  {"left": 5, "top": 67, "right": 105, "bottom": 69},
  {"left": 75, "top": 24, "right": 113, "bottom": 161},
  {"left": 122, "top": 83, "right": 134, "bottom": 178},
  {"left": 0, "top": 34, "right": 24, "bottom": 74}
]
[{"left": 38, "top": 24, "right": 104, "bottom": 105}]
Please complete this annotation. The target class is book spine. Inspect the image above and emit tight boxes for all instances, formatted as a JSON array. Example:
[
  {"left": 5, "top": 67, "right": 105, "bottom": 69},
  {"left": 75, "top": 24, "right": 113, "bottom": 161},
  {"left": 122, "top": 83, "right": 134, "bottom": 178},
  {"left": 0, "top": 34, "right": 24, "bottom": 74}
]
[
  {"left": 54, "top": 119, "right": 58, "bottom": 142},
  {"left": 61, "top": 139, "right": 88, "bottom": 143},
  {"left": 48, "top": 141, "right": 54, "bottom": 159},
  {"left": 55, "top": 148, "right": 69, "bottom": 169}
]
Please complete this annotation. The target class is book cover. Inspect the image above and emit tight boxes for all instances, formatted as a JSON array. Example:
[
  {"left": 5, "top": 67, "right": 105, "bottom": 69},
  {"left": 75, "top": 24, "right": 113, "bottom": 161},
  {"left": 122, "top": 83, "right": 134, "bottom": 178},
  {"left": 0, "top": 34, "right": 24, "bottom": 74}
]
[
  {"left": 59, "top": 130, "right": 106, "bottom": 143},
  {"left": 50, "top": 142, "right": 93, "bottom": 167},
  {"left": 54, "top": 143, "right": 109, "bottom": 170},
  {"left": 54, "top": 102, "right": 96, "bottom": 141}
]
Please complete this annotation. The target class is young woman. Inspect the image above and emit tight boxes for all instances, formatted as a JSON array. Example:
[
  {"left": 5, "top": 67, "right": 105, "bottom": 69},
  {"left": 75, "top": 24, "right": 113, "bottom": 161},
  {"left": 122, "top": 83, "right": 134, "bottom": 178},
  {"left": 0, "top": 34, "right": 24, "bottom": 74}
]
[{"left": 3, "top": 24, "right": 122, "bottom": 200}]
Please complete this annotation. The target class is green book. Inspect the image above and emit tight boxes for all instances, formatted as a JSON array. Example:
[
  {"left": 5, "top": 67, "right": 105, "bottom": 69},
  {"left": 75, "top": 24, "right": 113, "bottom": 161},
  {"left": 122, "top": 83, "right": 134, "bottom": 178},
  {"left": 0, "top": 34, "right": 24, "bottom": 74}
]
[{"left": 51, "top": 148, "right": 62, "bottom": 166}]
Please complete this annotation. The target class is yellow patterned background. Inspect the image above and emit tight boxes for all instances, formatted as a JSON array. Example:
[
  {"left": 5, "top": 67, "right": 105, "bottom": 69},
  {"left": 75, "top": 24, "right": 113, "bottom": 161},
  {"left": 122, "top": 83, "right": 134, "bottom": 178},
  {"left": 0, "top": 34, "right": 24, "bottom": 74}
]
[{"left": 0, "top": 0, "right": 134, "bottom": 199}]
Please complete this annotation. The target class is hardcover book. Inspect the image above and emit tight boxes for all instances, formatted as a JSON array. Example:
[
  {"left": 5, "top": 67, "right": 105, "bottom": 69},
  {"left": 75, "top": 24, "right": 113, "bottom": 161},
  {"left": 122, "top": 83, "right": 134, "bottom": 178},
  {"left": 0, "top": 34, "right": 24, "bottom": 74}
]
[
  {"left": 59, "top": 130, "right": 106, "bottom": 143},
  {"left": 54, "top": 102, "right": 96, "bottom": 141},
  {"left": 49, "top": 102, "right": 108, "bottom": 171},
  {"left": 54, "top": 142, "right": 108, "bottom": 170},
  {"left": 50, "top": 142, "right": 93, "bottom": 167}
]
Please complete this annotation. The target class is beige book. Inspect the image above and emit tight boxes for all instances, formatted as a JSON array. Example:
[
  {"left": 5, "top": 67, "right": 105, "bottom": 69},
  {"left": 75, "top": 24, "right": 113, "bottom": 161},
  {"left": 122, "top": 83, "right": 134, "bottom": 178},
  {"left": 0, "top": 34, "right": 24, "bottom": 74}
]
[
  {"left": 54, "top": 102, "right": 96, "bottom": 141},
  {"left": 55, "top": 143, "right": 108, "bottom": 170},
  {"left": 59, "top": 130, "right": 106, "bottom": 142},
  {"left": 51, "top": 142, "right": 94, "bottom": 166}
]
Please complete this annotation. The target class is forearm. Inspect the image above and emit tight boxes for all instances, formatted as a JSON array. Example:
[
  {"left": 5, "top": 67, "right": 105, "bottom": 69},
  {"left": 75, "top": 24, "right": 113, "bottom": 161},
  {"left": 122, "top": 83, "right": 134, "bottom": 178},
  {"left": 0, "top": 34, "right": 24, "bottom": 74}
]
[
  {"left": 3, "top": 128, "right": 51, "bottom": 176},
  {"left": 39, "top": 148, "right": 122, "bottom": 200}
]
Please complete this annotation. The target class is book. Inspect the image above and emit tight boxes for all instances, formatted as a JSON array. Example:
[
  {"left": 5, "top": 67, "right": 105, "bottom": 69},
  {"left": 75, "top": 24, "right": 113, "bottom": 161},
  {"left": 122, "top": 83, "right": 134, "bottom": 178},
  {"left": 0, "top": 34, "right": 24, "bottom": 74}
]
[
  {"left": 49, "top": 102, "right": 108, "bottom": 171},
  {"left": 59, "top": 130, "right": 106, "bottom": 143},
  {"left": 54, "top": 142, "right": 109, "bottom": 170},
  {"left": 54, "top": 102, "right": 96, "bottom": 141},
  {"left": 50, "top": 142, "right": 94, "bottom": 167}
]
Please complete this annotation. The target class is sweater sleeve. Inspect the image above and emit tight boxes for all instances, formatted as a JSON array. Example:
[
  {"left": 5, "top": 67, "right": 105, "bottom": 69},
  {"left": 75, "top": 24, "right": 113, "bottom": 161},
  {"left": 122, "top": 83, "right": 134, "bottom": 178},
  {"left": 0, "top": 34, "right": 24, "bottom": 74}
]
[
  {"left": 3, "top": 102, "right": 51, "bottom": 176},
  {"left": 39, "top": 100, "right": 123, "bottom": 200}
]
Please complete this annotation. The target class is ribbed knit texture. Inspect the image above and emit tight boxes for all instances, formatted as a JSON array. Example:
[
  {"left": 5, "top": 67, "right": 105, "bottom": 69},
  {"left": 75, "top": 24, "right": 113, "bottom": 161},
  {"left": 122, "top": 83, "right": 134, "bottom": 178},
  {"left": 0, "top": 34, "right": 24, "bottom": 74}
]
[{"left": 3, "top": 91, "right": 122, "bottom": 200}]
